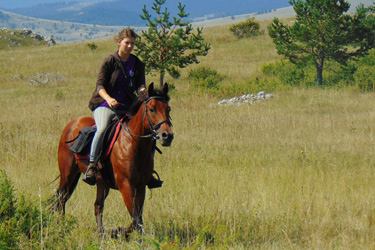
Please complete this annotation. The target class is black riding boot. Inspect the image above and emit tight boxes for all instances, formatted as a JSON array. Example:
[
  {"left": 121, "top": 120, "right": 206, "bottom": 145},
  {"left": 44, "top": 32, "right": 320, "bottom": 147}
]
[{"left": 82, "top": 163, "right": 97, "bottom": 186}]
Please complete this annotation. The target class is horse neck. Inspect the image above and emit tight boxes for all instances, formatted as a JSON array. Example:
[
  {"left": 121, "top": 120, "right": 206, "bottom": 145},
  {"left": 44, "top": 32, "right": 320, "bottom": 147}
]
[
  {"left": 128, "top": 102, "right": 147, "bottom": 137},
  {"left": 118, "top": 102, "right": 154, "bottom": 155}
]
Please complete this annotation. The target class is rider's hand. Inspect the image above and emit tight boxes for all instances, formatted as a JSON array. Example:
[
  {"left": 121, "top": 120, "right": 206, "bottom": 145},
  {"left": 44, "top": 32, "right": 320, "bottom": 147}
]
[
  {"left": 139, "top": 87, "right": 147, "bottom": 98},
  {"left": 107, "top": 98, "right": 118, "bottom": 108}
]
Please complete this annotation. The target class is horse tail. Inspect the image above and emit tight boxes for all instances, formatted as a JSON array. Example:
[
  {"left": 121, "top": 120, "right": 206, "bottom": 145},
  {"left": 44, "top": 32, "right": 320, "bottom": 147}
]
[
  {"left": 46, "top": 175, "right": 60, "bottom": 187},
  {"left": 45, "top": 175, "right": 61, "bottom": 212}
]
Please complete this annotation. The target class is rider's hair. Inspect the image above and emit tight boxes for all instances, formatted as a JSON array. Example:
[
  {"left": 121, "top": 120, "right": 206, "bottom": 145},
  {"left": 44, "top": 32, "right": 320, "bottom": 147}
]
[{"left": 115, "top": 28, "right": 137, "bottom": 43}]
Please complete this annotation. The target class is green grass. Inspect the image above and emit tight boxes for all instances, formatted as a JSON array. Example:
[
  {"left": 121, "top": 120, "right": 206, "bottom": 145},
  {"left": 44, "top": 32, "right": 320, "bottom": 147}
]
[{"left": 2, "top": 23, "right": 375, "bottom": 249}]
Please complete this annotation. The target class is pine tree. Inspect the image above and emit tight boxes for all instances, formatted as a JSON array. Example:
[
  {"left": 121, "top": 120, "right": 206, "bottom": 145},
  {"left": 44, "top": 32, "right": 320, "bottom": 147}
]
[
  {"left": 135, "top": 0, "right": 211, "bottom": 88},
  {"left": 268, "top": 0, "right": 375, "bottom": 86}
]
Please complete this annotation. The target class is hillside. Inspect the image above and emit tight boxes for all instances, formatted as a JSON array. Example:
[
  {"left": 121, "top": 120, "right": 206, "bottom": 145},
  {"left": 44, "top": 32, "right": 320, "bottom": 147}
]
[
  {"left": 0, "top": 28, "right": 55, "bottom": 49},
  {"left": 0, "top": 9, "right": 124, "bottom": 42},
  {"left": 4, "top": 0, "right": 372, "bottom": 27},
  {"left": 0, "top": 0, "right": 373, "bottom": 43},
  {"left": 6, "top": 0, "right": 291, "bottom": 26},
  {"left": 0, "top": 7, "right": 289, "bottom": 43}
]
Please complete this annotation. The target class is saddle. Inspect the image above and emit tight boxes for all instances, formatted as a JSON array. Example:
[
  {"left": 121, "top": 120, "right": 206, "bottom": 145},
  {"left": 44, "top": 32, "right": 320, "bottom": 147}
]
[
  {"left": 67, "top": 115, "right": 163, "bottom": 190},
  {"left": 68, "top": 116, "right": 127, "bottom": 161},
  {"left": 66, "top": 116, "right": 128, "bottom": 189}
]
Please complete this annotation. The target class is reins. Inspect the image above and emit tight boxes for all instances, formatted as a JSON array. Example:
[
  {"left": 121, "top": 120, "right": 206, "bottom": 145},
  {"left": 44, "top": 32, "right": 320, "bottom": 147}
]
[{"left": 112, "top": 96, "right": 172, "bottom": 140}]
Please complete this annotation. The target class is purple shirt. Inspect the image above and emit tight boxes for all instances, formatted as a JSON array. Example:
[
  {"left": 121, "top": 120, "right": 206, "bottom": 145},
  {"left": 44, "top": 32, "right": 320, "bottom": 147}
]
[{"left": 99, "top": 55, "right": 135, "bottom": 111}]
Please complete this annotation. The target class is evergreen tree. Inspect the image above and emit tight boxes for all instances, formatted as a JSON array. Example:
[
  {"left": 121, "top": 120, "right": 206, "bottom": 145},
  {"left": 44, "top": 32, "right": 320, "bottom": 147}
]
[
  {"left": 135, "top": 0, "right": 211, "bottom": 88},
  {"left": 268, "top": 0, "right": 375, "bottom": 86}
]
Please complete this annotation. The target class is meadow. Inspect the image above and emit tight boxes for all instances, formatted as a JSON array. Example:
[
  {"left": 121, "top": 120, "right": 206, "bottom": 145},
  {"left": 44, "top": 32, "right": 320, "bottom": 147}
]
[{"left": 1, "top": 21, "right": 375, "bottom": 249}]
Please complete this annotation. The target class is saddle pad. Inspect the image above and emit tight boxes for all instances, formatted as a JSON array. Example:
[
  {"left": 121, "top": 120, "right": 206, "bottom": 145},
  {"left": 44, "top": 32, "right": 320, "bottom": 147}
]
[
  {"left": 69, "top": 126, "right": 96, "bottom": 154},
  {"left": 69, "top": 116, "right": 127, "bottom": 160}
]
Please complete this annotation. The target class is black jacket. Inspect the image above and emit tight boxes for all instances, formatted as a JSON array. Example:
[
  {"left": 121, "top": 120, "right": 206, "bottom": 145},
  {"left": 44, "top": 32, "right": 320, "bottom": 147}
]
[{"left": 88, "top": 51, "right": 146, "bottom": 111}]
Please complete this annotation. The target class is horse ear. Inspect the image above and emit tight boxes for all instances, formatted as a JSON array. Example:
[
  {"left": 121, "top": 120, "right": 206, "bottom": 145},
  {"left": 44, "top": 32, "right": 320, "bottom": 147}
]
[
  {"left": 163, "top": 83, "right": 169, "bottom": 95},
  {"left": 148, "top": 82, "right": 154, "bottom": 96}
]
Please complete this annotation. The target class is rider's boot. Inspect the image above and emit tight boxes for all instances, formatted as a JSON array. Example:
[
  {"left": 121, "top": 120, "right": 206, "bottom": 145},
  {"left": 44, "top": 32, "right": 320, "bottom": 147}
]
[{"left": 82, "top": 162, "right": 97, "bottom": 186}]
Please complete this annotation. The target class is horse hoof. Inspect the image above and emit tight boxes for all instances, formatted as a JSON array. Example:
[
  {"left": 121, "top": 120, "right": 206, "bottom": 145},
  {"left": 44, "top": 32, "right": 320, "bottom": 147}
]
[
  {"left": 110, "top": 227, "right": 131, "bottom": 239},
  {"left": 110, "top": 228, "right": 119, "bottom": 239}
]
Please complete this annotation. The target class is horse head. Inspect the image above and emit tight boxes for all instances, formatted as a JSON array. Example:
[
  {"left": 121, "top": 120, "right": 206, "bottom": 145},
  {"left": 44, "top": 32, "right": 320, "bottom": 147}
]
[{"left": 144, "top": 83, "right": 174, "bottom": 147}]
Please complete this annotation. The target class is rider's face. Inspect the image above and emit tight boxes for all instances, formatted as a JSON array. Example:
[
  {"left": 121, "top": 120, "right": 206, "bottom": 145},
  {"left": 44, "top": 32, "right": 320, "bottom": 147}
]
[{"left": 118, "top": 37, "right": 135, "bottom": 55}]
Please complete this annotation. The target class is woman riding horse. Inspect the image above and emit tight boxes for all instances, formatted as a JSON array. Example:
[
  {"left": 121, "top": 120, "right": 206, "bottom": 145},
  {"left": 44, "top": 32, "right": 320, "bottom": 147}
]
[
  {"left": 56, "top": 82, "right": 173, "bottom": 235},
  {"left": 83, "top": 28, "right": 162, "bottom": 189}
]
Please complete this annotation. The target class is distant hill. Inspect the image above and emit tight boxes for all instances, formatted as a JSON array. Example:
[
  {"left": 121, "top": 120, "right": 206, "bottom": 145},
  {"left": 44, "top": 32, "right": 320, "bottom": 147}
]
[
  {"left": 0, "top": 9, "right": 125, "bottom": 42},
  {"left": 6, "top": 0, "right": 291, "bottom": 26},
  {"left": 0, "top": 6, "right": 292, "bottom": 43},
  {"left": 0, "top": 0, "right": 373, "bottom": 43}
]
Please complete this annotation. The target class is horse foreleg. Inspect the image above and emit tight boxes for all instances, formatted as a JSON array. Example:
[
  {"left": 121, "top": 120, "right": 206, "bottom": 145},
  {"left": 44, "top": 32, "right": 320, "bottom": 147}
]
[
  {"left": 95, "top": 176, "right": 110, "bottom": 235},
  {"left": 118, "top": 180, "right": 146, "bottom": 235},
  {"left": 131, "top": 186, "right": 146, "bottom": 233}
]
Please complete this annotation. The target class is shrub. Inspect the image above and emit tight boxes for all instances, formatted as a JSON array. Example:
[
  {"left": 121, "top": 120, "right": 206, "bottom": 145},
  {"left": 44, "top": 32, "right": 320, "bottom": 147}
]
[
  {"left": 188, "top": 67, "right": 225, "bottom": 90},
  {"left": 0, "top": 176, "right": 40, "bottom": 249},
  {"left": 229, "top": 18, "right": 263, "bottom": 39},
  {"left": 357, "top": 49, "right": 375, "bottom": 67},
  {"left": 323, "top": 62, "right": 356, "bottom": 87},
  {"left": 354, "top": 65, "right": 375, "bottom": 91},
  {"left": 261, "top": 60, "right": 358, "bottom": 88},
  {"left": 262, "top": 60, "right": 310, "bottom": 86},
  {"left": 0, "top": 170, "right": 76, "bottom": 249},
  {"left": 55, "top": 89, "right": 65, "bottom": 100},
  {"left": 0, "top": 170, "right": 19, "bottom": 249},
  {"left": 86, "top": 42, "right": 98, "bottom": 51}
]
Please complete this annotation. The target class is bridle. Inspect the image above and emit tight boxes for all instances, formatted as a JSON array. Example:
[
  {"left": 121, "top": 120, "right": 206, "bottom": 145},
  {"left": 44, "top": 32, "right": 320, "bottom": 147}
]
[
  {"left": 114, "top": 96, "right": 172, "bottom": 140},
  {"left": 143, "top": 96, "right": 172, "bottom": 139}
]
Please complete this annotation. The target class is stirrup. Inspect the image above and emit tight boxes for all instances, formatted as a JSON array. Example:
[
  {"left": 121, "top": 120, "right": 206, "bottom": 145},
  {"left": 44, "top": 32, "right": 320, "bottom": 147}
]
[
  {"left": 82, "top": 164, "right": 97, "bottom": 186},
  {"left": 147, "top": 171, "right": 163, "bottom": 189}
]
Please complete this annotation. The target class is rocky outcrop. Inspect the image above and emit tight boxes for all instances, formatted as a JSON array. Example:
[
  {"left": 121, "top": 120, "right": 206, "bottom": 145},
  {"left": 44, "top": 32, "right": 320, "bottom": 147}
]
[
  {"left": 217, "top": 91, "right": 273, "bottom": 106},
  {"left": 0, "top": 28, "right": 56, "bottom": 46},
  {"left": 21, "top": 28, "right": 56, "bottom": 45}
]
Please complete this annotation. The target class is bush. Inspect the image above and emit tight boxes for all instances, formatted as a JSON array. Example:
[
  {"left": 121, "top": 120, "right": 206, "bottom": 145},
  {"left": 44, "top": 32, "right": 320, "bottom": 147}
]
[
  {"left": 229, "top": 18, "right": 263, "bottom": 39},
  {"left": 352, "top": 50, "right": 375, "bottom": 91},
  {"left": 0, "top": 170, "right": 76, "bottom": 249},
  {"left": 0, "top": 170, "right": 19, "bottom": 249},
  {"left": 261, "top": 60, "right": 358, "bottom": 88},
  {"left": 354, "top": 65, "right": 375, "bottom": 91},
  {"left": 188, "top": 67, "right": 225, "bottom": 90},
  {"left": 323, "top": 63, "right": 356, "bottom": 87},
  {"left": 86, "top": 42, "right": 98, "bottom": 51},
  {"left": 262, "top": 60, "right": 310, "bottom": 86},
  {"left": 357, "top": 49, "right": 375, "bottom": 67}
]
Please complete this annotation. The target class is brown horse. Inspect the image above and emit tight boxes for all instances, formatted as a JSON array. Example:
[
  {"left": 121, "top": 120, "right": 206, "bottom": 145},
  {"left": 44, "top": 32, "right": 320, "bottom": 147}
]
[{"left": 53, "top": 83, "right": 173, "bottom": 236}]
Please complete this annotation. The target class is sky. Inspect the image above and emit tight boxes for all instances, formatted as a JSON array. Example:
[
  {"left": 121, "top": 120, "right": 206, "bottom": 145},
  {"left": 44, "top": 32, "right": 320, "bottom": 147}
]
[
  {"left": 0, "top": 0, "right": 108, "bottom": 9},
  {"left": 1, "top": 0, "right": 371, "bottom": 13}
]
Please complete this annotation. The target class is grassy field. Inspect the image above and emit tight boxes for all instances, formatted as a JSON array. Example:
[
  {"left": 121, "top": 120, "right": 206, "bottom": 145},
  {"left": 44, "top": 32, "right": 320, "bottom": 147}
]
[{"left": 1, "top": 22, "right": 375, "bottom": 249}]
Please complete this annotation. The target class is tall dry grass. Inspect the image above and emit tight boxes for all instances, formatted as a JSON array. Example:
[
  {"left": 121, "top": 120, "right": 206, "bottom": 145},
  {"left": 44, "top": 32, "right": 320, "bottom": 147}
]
[{"left": 1, "top": 22, "right": 375, "bottom": 248}]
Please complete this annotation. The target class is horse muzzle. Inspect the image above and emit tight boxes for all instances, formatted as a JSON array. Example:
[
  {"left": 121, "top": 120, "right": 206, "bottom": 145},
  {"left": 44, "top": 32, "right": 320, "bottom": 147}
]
[{"left": 158, "top": 130, "right": 174, "bottom": 147}]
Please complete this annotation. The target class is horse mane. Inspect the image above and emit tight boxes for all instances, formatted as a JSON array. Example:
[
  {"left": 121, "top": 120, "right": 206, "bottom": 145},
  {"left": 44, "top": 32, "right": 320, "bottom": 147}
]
[{"left": 129, "top": 87, "right": 170, "bottom": 116}]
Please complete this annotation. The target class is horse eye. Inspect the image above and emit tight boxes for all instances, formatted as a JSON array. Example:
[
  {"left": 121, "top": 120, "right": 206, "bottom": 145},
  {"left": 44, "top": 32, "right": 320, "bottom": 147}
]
[{"left": 149, "top": 107, "right": 156, "bottom": 113}]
